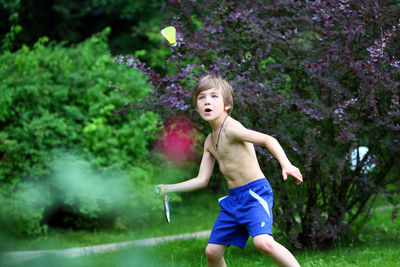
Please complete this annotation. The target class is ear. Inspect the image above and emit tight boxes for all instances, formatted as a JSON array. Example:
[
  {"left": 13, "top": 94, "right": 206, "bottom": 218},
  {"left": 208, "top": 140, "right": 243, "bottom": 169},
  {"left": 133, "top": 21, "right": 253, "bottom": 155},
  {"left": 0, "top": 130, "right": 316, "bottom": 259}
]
[{"left": 224, "top": 105, "right": 231, "bottom": 112}]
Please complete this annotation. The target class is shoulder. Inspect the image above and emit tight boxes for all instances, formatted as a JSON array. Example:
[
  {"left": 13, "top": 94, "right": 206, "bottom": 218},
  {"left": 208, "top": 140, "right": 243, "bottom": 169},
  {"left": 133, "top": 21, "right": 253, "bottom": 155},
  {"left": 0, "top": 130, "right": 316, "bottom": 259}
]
[
  {"left": 224, "top": 116, "right": 247, "bottom": 141},
  {"left": 204, "top": 133, "right": 213, "bottom": 151},
  {"left": 225, "top": 116, "right": 245, "bottom": 130},
  {"left": 224, "top": 116, "right": 268, "bottom": 145}
]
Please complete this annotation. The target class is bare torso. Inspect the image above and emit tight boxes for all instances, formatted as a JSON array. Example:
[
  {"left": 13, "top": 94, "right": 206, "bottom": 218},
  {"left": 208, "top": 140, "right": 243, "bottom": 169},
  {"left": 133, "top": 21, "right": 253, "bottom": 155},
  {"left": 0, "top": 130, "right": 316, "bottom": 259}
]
[{"left": 205, "top": 117, "right": 265, "bottom": 189}]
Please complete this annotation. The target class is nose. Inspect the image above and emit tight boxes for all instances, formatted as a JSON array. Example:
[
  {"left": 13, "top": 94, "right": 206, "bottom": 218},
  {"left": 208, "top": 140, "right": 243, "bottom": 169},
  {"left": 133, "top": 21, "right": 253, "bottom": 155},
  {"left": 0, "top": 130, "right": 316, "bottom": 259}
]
[{"left": 204, "top": 96, "right": 211, "bottom": 104}]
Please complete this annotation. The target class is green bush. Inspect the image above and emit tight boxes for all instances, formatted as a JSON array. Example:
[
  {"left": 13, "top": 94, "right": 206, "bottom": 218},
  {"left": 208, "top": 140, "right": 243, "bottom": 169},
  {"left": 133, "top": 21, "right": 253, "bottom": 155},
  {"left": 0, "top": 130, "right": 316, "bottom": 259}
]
[
  {"left": 0, "top": 28, "right": 167, "bottom": 236},
  {"left": 0, "top": 183, "right": 50, "bottom": 236}
]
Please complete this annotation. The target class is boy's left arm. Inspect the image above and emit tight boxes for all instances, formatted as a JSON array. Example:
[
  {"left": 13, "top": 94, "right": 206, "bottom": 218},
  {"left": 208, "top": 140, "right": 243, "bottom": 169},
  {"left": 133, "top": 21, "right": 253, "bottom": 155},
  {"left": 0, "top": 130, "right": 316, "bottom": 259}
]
[{"left": 228, "top": 126, "right": 303, "bottom": 185}]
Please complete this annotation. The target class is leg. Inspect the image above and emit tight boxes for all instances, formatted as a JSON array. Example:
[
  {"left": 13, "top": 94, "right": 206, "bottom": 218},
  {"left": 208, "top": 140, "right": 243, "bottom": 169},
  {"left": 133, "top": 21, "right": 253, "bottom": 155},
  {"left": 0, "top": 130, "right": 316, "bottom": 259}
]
[
  {"left": 253, "top": 234, "right": 300, "bottom": 267},
  {"left": 205, "top": 243, "right": 227, "bottom": 267}
]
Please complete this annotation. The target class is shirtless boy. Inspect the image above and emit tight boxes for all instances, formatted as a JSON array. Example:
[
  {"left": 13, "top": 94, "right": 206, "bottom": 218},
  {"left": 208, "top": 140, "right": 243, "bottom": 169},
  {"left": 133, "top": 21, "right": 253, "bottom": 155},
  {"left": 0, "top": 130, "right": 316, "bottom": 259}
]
[{"left": 155, "top": 75, "right": 303, "bottom": 267}]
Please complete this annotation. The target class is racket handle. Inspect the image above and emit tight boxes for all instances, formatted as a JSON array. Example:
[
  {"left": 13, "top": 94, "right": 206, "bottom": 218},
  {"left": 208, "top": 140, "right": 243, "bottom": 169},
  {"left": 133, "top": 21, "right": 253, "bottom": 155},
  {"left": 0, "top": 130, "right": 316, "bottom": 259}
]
[{"left": 155, "top": 187, "right": 161, "bottom": 195}]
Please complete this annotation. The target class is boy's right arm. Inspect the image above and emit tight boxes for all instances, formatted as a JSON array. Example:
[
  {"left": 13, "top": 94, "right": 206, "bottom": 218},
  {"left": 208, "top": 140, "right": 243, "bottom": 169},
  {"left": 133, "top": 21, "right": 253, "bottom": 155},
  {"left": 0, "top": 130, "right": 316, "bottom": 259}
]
[{"left": 155, "top": 140, "right": 215, "bottom": 195}]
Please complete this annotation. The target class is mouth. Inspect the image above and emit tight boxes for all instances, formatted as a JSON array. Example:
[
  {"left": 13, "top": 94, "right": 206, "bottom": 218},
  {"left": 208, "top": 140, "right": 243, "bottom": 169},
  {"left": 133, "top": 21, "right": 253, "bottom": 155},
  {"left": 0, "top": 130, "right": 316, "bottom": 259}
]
[{"left": 204, "top": 108, "right": 212, "bottom": 114}]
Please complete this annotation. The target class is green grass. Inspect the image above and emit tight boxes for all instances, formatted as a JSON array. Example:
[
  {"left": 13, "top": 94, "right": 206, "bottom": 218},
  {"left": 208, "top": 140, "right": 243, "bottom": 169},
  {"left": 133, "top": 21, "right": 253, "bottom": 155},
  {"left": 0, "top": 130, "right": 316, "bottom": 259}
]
[
  {"left": 3, "top": 193, "right": 400, "bottom": 266},
  {"left": 2, "top": 191, "right": 220, "bottom": 251},
  {"left": 93, "top": 208, "right": 398, "bottom": 267}
]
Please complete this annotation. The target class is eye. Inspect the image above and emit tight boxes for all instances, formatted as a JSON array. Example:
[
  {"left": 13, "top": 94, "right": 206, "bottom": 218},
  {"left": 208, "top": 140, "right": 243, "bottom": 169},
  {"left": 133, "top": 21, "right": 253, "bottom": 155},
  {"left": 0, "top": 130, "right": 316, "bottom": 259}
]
[
  {"left": 212, "top": 95, "right": 218, "bottom": 98},
  {"left": 198, "top": 96, "right": 205, "bottom": 100}
]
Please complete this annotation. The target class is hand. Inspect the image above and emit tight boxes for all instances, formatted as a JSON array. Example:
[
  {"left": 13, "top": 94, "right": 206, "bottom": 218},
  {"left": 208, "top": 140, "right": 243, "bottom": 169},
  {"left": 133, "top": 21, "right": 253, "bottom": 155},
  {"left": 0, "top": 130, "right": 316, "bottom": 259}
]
[
  {"left": 154, "top": 184, "right": 166, "bottom": 197},
  {"left": 282, "top": 164, "right": 303, "bottom": 185}
]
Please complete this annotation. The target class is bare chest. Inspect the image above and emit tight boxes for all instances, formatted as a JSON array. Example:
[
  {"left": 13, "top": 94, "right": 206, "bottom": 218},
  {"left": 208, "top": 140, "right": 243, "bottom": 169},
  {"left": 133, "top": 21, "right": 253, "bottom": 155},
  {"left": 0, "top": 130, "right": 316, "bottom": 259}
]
[{"left": 208, "top": 138, "right": 254, "bottom": 171}]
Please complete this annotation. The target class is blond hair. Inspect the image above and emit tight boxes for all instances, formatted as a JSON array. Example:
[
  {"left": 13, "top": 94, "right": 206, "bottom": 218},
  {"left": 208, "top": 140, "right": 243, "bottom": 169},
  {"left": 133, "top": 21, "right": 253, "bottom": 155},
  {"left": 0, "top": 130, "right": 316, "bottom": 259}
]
[{"left": 193, "top": 75, "right": 234, "bottom": 114}]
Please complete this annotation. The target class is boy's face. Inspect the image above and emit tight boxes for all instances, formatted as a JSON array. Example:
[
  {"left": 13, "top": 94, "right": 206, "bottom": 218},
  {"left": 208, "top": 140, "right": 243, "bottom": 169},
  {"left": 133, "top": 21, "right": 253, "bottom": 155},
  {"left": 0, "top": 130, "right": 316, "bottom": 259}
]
[{"left": 196, "top": 87, "right": 230, "bottom": 121}]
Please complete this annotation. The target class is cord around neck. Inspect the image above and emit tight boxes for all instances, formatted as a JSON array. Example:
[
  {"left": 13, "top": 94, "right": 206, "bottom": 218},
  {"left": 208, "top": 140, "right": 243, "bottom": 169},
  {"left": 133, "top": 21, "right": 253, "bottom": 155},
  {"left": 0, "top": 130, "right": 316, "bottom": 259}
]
[{"left": 211, "top": 115, "right": 229, "bottom": 151}]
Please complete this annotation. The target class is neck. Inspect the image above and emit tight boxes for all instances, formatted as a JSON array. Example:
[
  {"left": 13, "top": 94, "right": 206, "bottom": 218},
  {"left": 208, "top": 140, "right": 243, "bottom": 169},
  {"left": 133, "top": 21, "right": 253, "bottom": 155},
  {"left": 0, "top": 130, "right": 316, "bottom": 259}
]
[{"left": 209, "top": 113, "right": 229, "bottom": 133}]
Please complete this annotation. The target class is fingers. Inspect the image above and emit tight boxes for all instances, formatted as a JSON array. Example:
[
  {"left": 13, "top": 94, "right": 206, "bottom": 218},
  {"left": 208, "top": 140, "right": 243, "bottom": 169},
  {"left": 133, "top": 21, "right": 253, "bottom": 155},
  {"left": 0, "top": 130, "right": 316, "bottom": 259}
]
[
  {"left": 282, "top": 171, "right": 288, "bottom": 181},
  {"left": 294, "top": 168, "right": 303, "bottom": 185},
  {"left": 283, "top": 166, "right": 303, "bottom": 185}
]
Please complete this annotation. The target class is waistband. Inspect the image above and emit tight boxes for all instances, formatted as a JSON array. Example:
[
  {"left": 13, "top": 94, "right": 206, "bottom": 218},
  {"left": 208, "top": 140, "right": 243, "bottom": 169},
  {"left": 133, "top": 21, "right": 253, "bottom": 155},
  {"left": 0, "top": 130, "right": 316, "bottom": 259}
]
[{"left": 229, "top": 178, "right": 269, "bottom": 195}]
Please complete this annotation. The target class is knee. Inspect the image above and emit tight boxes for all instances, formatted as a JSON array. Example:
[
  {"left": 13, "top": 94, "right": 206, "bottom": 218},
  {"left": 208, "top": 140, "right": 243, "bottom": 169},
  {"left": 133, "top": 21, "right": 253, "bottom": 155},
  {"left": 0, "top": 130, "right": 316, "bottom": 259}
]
[
  {"left": 253, "top": 238, "right": 275, "bottom": 256},
  {"left": 205, "top": 244, "right": 224, "bottom": 262}
]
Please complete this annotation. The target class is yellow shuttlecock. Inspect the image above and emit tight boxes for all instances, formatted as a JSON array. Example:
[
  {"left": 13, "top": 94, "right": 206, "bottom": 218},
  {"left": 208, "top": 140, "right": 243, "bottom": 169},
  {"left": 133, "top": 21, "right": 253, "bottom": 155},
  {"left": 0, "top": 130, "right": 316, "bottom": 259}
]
[{"left": 160, "top": 26, "right": 177, "bottom": 46}]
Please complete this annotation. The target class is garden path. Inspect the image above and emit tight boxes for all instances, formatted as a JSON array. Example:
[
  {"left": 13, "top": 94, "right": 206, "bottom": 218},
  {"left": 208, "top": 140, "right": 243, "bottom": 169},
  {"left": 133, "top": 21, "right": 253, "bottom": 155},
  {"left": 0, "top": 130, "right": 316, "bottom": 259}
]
[{"left": 1, "top": 230, "right": 211, "bottom": 264}]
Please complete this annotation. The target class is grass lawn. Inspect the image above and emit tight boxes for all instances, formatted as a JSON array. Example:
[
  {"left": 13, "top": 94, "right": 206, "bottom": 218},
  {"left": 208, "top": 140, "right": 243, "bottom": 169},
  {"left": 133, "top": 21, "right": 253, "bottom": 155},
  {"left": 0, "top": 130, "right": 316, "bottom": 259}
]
[
  {"left": 3, "top": 192, "right": 400, "bottom": 266},
  {"left": 80, "top": 207, "right": 399, "bottom": 267},
  {"left": 2, "top": 191, "right": 220, "bottom": 251}
]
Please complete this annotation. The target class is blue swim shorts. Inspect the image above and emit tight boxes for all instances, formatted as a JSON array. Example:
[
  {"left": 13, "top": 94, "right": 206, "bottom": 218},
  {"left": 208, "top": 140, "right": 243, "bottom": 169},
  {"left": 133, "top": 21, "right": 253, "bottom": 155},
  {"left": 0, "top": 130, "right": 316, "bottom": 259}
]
[{"left": 208, "top": 178, "right": 273, "bottom": 249}]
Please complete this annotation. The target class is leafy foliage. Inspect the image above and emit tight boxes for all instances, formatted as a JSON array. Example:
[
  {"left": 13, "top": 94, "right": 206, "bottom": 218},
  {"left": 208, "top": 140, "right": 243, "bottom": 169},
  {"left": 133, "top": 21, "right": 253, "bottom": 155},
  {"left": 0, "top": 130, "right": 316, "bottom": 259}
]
[
  {"left": 0, "top": 28, "right": 163, "bottom": 236},
  {"left": 116, "top": 0, "right": 400, "bottom": 247},
  {"left": 0, "top": 0, "right": 166, "bottom": 60}
]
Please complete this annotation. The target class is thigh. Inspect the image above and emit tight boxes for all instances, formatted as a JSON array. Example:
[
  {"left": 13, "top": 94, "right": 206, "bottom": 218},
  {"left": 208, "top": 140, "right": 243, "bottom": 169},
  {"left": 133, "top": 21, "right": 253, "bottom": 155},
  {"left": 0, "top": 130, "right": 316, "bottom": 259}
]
[
  {"left": 209, "top": 208, "right": 249, "bottom": 249},
  {"left": 242, "top": 186, "right": 274, "bottom": 237}
]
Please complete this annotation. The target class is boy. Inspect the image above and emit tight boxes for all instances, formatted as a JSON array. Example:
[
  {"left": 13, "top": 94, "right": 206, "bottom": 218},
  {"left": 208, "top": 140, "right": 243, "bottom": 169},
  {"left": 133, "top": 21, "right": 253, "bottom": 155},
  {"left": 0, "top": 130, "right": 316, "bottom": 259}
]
[{"left": 155, "top": 75, "right": 303, "bottom": 267}]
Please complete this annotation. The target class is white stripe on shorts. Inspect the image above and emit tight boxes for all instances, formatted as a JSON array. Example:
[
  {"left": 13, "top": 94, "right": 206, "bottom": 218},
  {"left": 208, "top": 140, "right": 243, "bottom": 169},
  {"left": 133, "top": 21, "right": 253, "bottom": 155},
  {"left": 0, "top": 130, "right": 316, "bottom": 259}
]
[
  {"left": 249, "top": 189, "right": 271, "bottom": 218},
  {"left": 218, "top": 195, "right": 228, "bottom": 203}
]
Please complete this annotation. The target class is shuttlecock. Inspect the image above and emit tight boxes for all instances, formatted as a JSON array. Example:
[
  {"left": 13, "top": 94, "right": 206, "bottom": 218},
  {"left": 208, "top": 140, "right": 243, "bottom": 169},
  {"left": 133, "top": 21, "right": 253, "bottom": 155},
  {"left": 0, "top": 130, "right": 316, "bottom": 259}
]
[{"left": 160, "top": 26, "right": 177, "bottom": 46}]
